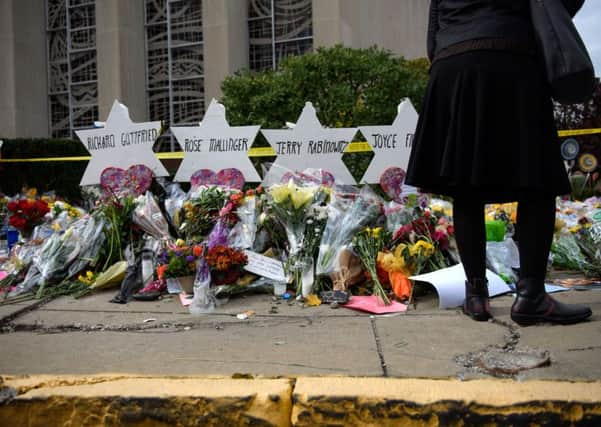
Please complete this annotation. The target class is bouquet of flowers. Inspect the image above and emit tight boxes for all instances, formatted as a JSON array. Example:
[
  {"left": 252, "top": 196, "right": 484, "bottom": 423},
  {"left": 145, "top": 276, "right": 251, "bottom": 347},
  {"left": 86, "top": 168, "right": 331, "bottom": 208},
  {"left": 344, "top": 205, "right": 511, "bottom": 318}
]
[
  {"left": 264, "top": 175, "right": 327, "bottom": 293},
  {"left": 0, "top": 194, "right": 8, "bottom": 226},
  {"left": 176, "top": 186, "right": 235, "bottom": 243},
  {"left": 266, "top": 179, "right": 318, "bottom": 254},
  {"left": 34, "top": 224, "right": 83, "bottom": 297},
  {"left": 316, "top": 186, "right": 383, "bottom": 277},
  {"left": 352, "top": 227, "right": 392, "bottom": 304},
  {"left": 552, "top": 218, "right": 601, "bottom": 278},
  {"left": 95, "top": 194, "right": 142, "bottom": 271},
  {"left": 224, "top": 187, "right": 264, "bottom": 249},
  {"left": 388, "top": 207, "right": 454, "bottom": 275},
  {"left": 7, "top": 197, "right": 50, "bottom": 238},
  {"left": 133, "top": 191, "right": 172, "bottom": 241},
  {"left": 67, "top": 215, "right": 106, "bottom": 278},
  {"left": 205, "top": 245, "right": 248, "bottom": 285},
  {"left": 156, "top": 241, "right": 205, "bottom": 279}
]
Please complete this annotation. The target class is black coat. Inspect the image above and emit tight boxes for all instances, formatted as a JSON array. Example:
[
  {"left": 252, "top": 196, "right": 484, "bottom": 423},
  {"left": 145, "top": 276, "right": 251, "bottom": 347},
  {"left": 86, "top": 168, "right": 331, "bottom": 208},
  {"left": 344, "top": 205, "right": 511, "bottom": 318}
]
[{"left": 427, "top": 0, "right": 586, "bottom": 61}]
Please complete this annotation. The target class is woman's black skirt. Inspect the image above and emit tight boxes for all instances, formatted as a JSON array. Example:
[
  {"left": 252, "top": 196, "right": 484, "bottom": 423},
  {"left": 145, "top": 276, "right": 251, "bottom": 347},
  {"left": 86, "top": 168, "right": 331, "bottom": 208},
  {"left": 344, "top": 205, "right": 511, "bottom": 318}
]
[{"left": 405, "top": 49, "right": 571, "bottom": 203}]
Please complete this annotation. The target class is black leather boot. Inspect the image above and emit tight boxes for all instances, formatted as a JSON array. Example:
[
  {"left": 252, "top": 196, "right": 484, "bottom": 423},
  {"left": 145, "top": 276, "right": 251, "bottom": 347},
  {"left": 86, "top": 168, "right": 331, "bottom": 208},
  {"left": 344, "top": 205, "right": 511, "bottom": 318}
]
[
  {"left": 511, "top": 278, "right": 592, "bottom": 326},
  {"left": 463, "top": 278, "right": 492, "bottom": 321}
]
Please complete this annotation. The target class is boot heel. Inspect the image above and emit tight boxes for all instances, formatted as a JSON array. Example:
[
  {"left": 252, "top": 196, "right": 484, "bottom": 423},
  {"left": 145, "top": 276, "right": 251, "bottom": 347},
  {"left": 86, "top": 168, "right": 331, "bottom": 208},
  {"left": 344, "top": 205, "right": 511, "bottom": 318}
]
[
  {"left": 512, "top": 280, "right": 592, "bottom": 326},
  {"left": 463, "top": 279, "right": 492, "bottom": 321}
]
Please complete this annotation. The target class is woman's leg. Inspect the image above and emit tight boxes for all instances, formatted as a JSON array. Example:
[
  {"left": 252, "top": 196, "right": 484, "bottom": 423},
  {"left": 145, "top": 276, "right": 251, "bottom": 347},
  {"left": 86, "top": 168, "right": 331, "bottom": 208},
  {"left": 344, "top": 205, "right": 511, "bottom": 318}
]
[
  {"left": 512, "top": 193, "right": 592, "bottom": 325},
  {"left": 453, "top": 195, "right": 491, "bottom": 321}
]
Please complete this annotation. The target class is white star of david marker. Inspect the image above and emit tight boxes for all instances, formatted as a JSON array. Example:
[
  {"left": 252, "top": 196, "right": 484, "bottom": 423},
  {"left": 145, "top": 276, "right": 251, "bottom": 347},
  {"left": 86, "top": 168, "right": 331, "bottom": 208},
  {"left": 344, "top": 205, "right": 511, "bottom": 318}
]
[
  {"left": 358, "top": 99, "right": 419, "bottom": 183},
  {"left": 171, "top": 99, "right": 261, "bottom": 182},
  {"left": 76, "top": 100, "right": 167, "bottom": 186},
  {"left": 262, "top": 102, "right": 358, "bottom": 184}
]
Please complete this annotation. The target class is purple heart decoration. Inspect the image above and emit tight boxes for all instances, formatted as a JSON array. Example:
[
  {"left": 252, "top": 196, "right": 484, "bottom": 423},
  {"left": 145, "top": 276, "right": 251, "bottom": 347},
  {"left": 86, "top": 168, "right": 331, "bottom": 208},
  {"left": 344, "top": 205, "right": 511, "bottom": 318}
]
[
  {"left": 190, "top": 169, "right": 217, "bottom": 189},
  {"left": 100, "top": 164, "right": 153, "bottom": 197},
  {"left": 379, "top": 167, "right": 406, "bottom": 202}
]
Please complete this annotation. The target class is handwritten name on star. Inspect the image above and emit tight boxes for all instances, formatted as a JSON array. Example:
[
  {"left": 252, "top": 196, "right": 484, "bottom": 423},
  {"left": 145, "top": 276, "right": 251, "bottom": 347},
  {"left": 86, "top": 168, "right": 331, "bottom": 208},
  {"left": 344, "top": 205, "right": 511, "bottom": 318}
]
[
  {"left": 183, "top": 137, "right": 250, "bottom": 152},
  {"left": 275, "top": 140, "right": 349, "bottom": 155},
  {"left": 369, "top": 133, "right": 414, "bottom": 150},
  {"left": 85, "top": 129, "right": 159, "bottom": 151}
]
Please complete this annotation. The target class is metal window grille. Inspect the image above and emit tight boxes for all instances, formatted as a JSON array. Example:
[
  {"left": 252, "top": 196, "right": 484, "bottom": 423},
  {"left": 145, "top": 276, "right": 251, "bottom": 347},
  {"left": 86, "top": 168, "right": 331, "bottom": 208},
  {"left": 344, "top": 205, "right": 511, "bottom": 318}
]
[
  {"left": 145, "top": 0, "right": 204, "bottom": 152},
  {"left": 248, "top": 0, "right": 313, "bottom": 72},
  {"left": 46, "top": 0, "right": 98, "bottom": 138}
]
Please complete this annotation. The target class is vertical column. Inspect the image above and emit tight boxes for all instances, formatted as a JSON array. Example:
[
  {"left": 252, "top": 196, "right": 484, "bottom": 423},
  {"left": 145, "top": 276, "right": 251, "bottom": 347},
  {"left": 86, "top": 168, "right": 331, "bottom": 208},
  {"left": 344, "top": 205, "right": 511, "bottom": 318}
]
[
  {"left": 313, "top": 0, "right": 355, "bottom": 49},
  {"left": 0, "top": 0, "right": 49, "bottom": 138},
  {"left": 14, "top": 0, "right": 50, "bottom": 137},
  {"left": 203, "top": 0, "right": 249, "bottom": 104},
  {"left": 0, "top": 0, "right": 17, "bottom": 137},
  {"left": 313, "top": 0, "right": 428, "bottom": 59},
  {"left": 96, "top": 0, "right": 146, "bottom": 121}
]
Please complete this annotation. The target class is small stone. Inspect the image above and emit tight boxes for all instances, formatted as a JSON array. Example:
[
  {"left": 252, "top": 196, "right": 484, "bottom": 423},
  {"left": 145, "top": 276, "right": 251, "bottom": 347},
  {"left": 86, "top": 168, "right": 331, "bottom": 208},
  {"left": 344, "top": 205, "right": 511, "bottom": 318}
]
[
  {"left": 331, "top": 302, "right": 340, "bottom": 309},
  {"left": 184, "top": 326, "right": 191, "bottom": 331}
]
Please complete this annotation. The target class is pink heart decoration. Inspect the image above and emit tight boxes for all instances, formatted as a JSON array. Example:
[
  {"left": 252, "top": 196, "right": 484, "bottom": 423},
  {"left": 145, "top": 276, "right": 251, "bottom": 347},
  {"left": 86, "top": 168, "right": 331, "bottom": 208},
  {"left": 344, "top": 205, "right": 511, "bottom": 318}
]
[
  {"left": 215, "top": 168, "right": 245, "bottom": 190},
  {"left": 379, "top": 167, "right": 406, "bottom": 202},
  {"left": 100, "top": 165, "right": 153, "bottom": 197},
  {"left": 320, "top": 171, "right": 335, "bottom": 187},
  {"left": 280, "top": 170, "right": 336, "bottom": 187},
  {"left": 281, "top": 172, "right": 301, "bottom": 185},
  {"left": 190, "top": 168, "right": 246, "bottom": 190}
]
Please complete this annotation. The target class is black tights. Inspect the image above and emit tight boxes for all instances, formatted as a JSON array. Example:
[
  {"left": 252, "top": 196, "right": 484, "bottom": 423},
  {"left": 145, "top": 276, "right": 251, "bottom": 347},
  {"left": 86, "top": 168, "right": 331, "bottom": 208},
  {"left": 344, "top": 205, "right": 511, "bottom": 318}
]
[{"left": 453, "top": 193, "right": 556, "bottom": 283}]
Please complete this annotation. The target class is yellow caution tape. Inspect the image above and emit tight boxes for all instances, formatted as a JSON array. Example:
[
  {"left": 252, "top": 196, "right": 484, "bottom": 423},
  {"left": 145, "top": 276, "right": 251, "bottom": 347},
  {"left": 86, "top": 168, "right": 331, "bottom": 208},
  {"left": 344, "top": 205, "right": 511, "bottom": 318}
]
[
  {"left": 558, "top": 128, "right": 601, "bottom": 137},
  {"left": 1, "top": 130, "right": 598, "bottom": 163},
  {"left": 248, "top": 147, "right": 276, "bottom": 157},
  {"left": 344, "top": 142, "right": 373, "bottom": 153}
]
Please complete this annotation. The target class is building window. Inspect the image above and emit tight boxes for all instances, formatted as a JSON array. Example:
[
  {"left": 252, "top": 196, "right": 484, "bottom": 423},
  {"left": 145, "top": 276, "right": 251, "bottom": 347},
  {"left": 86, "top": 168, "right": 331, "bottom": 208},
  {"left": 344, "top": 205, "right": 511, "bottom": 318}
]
[
  {"left": 248, "top": 0, "right": 313, "bottom": 72},
  {"left": 145, "top": 0, "right": 204, "bottom": 151},
  {"left": 46, "top": 0, "right": 98, "bottom": 138}
]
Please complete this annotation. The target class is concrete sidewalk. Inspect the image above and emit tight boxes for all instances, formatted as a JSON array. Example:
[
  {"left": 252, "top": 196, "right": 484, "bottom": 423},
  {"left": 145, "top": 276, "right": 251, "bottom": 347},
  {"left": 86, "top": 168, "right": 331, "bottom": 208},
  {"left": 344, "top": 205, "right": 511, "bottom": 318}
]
[
  {"left": 1, "top": 286, "right": 601, "bottom": 425},
  {"left": 1, "top": 286, "right": 600, "bottom": 379}
]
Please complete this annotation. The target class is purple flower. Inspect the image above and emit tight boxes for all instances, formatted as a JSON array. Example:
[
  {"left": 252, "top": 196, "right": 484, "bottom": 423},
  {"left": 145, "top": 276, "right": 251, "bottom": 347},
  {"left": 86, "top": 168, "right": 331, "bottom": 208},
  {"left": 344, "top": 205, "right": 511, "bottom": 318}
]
[
  {"left": 207, "top": 218, "right": 230, "bottom": 249},
  {"left": 186, "top": 255, "right": 195, "bottom": 263}
]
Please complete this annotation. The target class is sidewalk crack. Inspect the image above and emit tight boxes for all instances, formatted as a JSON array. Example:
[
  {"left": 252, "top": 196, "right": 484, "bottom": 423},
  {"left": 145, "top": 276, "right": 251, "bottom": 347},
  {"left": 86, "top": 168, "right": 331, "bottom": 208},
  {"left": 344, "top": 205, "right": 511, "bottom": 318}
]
[
  {"left": 370, "top": 317, "right": 388, "bottom": 377},
  {"left": 0, "top": 297, "right": 53, "bottom": 328}
]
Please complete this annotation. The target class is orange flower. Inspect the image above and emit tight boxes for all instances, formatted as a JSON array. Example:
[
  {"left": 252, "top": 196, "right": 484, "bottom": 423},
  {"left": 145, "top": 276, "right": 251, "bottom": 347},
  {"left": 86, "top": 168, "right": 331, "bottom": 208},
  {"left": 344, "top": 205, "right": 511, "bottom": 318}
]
[
  {"left": 192, "top": 245, "right": 204, "bottom": 257},
  {"left": 390, "top": 272, "right": 412, "bottom": 301},
  {"left": 157, "top": 264, "right": 168, "bottom": 280}
]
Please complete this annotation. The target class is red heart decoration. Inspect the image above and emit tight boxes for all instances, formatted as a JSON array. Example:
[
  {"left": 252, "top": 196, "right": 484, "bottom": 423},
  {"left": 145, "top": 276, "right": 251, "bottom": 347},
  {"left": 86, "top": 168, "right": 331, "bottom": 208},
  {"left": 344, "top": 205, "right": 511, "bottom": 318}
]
[{"left": 100, "top": 165, "right": 153, "bottom": 197}]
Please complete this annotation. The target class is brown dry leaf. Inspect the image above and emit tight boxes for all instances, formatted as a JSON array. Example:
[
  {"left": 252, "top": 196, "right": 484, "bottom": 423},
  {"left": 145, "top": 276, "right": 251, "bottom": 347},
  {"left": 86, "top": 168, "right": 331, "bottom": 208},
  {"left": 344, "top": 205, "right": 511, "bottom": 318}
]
[
  {"left": 305, "top": 294, "right": 322, "bottom": 307},
  {"left": 236, "top": 273, "right": 257, "bottom": 286}
]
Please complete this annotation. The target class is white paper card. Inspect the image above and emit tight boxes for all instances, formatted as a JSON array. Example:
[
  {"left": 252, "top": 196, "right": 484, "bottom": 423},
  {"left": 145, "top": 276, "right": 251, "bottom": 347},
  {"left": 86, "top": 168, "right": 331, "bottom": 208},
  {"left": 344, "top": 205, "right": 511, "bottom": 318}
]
[
  {"left": 410, "top": 263, "right": 512, "bottom": 309},
  {"left": 243, "top": 250, "right": 286, "bottom": 282}
]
